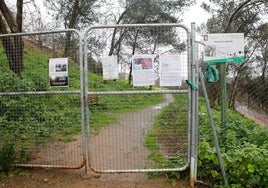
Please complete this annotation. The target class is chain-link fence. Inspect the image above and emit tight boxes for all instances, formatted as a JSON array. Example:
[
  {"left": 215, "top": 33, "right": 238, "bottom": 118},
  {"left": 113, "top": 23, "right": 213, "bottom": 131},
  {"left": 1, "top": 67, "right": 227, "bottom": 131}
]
[
  {"left": 0, "top": 29, "right": 85, "bottom": 168},
  {"left": 84, "top": 24, "right": 192, "bottom": 173}
]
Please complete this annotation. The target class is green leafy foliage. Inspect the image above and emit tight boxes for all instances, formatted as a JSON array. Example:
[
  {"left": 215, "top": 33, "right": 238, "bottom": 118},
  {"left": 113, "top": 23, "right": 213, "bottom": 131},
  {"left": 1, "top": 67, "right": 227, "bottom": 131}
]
[
  {"left": 198, "top": 98, "right": 268, "bottom": 187},
  {"left": 0, "top": 142, "right": 15, "bottom": 173}
]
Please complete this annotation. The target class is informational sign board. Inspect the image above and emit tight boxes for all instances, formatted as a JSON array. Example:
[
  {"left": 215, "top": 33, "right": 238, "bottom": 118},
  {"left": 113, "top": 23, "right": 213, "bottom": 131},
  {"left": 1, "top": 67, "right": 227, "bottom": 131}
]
[
  {"left": 203, "top": 33, "right": 245, "bottom": 63},
  {"left": 159, "top": 55, "right": 182, "bottom": 86},
  {"left": 132, "top": 55, "right": 154, "bottom": 86},
  {"left": 49, "top": 58, "right": 68, "bottom": 87},
  {"left": 101, "top": 56, "right": 119, "bottom": 80}
]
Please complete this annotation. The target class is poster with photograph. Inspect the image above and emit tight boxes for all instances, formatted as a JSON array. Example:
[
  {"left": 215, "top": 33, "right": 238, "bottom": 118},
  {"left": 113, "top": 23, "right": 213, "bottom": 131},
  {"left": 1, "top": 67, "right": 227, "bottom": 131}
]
[
  {"left": 49, "top": 58, "right": 68, "bottom": 87},
  {"left": 159, "top": 55, "right": 182, "bottom": 86},
  {"left": 132, "top": 55, "right": 154, "bottom": 86},
  {"left": 101, "top": 56, "right": 119, "bottom": 80},
  {"left": 203, "top": 33, "right": 245, "bottom": 63}
]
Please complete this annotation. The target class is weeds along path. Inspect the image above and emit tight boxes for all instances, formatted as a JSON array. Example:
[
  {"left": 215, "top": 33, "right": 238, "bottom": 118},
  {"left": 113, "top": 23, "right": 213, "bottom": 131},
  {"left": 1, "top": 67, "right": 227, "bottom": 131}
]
[{"left": 89, "top": 94, "right": 175, "bottom": 171}]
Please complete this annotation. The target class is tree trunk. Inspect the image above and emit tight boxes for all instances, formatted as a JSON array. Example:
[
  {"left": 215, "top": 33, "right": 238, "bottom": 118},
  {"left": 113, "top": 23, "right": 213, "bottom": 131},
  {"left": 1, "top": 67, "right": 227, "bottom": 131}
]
[
  {"left": 64, "top": 0, "right": 79, "bottom": 57},
  {"left": 1, "top": 36, "right": 24, "bottom": 74},
  {"left": 0, "top": 0, "right": 24, "bottom": 75},
  {"left": 128, "top": 30, "right": 139, "bottom": 85}
]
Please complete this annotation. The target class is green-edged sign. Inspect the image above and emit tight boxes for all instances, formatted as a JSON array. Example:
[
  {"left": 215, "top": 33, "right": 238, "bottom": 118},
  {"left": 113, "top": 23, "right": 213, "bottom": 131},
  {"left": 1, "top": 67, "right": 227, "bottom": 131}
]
[{"left": 203, "top": 33, "right": 245, "bottom": 63}]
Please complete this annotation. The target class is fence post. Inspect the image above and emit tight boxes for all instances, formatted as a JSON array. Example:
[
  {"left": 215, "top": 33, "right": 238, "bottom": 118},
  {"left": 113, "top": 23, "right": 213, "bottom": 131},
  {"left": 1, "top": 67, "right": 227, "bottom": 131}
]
[
  {"left": 221, "top": 63, "right": 227, "bottom": 131},
  {"left": 190, "top": 22, "right": 199, "bottom": 187}
]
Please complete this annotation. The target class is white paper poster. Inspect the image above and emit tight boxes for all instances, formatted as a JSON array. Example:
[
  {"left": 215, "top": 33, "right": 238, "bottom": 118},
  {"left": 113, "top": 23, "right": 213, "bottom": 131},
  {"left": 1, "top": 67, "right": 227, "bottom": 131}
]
[
  {"left": 101, "top": 56, "right": 119, "bottom": 80},
  {"left": 159, "top": 55, "right": 182, "bottom": 86},
  {"left": 49, "top": 58, "right": 68, "bottom": 87},
  {"left": 203, "top": 33, "right": 245, "bottom": 63},
  {"left": 132, "top": 55, "right": 154, "bottom": 86}
]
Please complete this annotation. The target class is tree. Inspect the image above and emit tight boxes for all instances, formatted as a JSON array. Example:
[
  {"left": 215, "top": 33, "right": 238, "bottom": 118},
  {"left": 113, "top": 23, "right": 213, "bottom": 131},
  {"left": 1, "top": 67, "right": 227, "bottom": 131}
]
[
  {"left": 0, "top": 0, "right": 24, "bottom": 75},
  {"left": 44, "top": 0, "right": 98, "bottom": 56},
  {"left": 105, "top": 0, "right": 194, "bottom": 84},
  {"left": 108, "top": 0, "right": 193, "bottom": 54}
]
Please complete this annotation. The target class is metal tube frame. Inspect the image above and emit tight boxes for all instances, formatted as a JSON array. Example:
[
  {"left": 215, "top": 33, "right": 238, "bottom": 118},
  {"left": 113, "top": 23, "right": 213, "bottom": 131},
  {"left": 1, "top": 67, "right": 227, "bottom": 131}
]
[
  {"left": 0, "top": 29, "right": 86, "bottom": 170},
  {"left": 83, "top": 23, "right": 192, "bottom": 174}
]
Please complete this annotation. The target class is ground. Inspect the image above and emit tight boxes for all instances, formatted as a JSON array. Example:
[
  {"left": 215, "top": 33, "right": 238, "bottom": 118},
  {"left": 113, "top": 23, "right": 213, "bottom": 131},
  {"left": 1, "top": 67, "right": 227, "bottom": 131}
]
[{"left": 0, "top": 168, "right": 191, "bottom": 188}]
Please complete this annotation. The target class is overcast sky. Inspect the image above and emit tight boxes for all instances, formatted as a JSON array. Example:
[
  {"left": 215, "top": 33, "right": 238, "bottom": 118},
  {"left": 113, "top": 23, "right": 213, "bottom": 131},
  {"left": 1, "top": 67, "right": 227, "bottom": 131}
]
[
  {"left": 7, "top": 0, "right": 210, "bottom": 31},
  {"left": 182, "top": 0, "right": 210, "bottom": 28}
]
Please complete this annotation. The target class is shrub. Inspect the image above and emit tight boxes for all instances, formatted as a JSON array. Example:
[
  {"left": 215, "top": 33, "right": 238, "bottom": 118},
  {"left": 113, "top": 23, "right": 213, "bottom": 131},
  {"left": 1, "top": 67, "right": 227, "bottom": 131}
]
[
  {"left": 0, "top": 142, "right": 15, "bottom": 173},
  {"left": 198, "top": 99, "right": 268, "bottom": 187}
]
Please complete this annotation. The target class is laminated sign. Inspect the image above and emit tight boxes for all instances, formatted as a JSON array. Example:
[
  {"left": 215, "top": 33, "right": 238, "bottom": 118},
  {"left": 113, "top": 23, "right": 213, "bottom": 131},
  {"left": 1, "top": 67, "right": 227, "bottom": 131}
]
[
  {"left": 203, "top": 33, "right": 245, "bottom": 63},
  {"left": 101, "top": 56, "right": 119, "bottom": 80},
  {"left": 49, "top": 58, "right": 68, "bottom": 87},
  {"left": 132, "top": 55, "right": 154, "bottom": 86},
  {"left": 159, "top": 55, "right": 182, "bottom": 86}
]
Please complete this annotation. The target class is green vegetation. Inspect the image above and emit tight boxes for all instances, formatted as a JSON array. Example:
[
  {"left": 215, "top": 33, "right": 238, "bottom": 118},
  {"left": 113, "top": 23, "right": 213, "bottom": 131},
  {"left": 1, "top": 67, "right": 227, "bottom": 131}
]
[
  {"left": 198, "top": 98, "right": 268, "bottom": 187},
  {"left": 147, "top": 95, "right": 268, "bottom": 187},
  {"left": 0, "top": 142, "right": 15, "bottom": 174}
]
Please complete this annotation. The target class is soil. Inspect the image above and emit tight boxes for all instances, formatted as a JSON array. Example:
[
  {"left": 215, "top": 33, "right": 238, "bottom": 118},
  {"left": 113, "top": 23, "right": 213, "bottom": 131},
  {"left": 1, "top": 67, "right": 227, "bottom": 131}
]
[
  {"left": 0, "top": 168, "right": 190, "bottom": 188},
  {"left": 0, "top": 94, "right": 193, "bottom": 188}
]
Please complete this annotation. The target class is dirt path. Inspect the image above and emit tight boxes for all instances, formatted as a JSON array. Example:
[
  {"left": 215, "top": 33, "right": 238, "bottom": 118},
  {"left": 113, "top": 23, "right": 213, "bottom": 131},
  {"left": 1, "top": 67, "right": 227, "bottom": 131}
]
[
  {"left": 90, "top": 94, "right": 175, "bottom": 171},
  {"left": 0, "top": 94, "right": 192, "bottom": 188},
  {"left": 235, "top": 103, "right": 268, "bottom": 127}
]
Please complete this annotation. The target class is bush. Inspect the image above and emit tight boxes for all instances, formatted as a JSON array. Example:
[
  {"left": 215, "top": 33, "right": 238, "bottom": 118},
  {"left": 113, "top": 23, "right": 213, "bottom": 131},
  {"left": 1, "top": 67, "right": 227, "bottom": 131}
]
[
  {"left": 198, "top": 99, "right": 268, "bottom": 187},
  {"left": 0, "top": 142, "right": 15, "bottom": 173}
]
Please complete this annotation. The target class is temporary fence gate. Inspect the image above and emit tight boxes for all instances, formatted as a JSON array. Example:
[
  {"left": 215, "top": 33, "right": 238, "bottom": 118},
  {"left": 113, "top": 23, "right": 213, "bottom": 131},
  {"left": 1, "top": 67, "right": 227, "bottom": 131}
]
[
  {"left": 0, "top": 29, "right": 85, "bottom": 169},
  {"left": 0, "top": 24, "right": 198, "bottom": 178},
  {"left": 83, "top": 23, "right": 197, "bottom": 174}
]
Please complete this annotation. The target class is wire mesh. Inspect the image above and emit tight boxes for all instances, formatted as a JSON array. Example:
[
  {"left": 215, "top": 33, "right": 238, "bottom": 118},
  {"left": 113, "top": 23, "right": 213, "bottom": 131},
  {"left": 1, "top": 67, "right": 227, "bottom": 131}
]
[
  {"left": 0, "top": 30, "right": 84, "bottom": 168},
  {"left": 84, "top": 24, "right": 190, "bottom": 172},
  {"left": 232, "top": 73, "right": 268, "bottom": 127},
  {"left": 199, "top": 62, "right": 268, "bottom": 128}
]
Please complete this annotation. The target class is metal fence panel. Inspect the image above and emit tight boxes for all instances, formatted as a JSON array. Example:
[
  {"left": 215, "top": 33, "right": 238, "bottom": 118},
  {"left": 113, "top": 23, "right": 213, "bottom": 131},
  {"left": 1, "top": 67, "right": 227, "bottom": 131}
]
[
  {"left": 0, "top": 30, "right": 85, "bottom": 168},
  {"left": 84, "top": 24, "right": 191, "bottom": 173}
]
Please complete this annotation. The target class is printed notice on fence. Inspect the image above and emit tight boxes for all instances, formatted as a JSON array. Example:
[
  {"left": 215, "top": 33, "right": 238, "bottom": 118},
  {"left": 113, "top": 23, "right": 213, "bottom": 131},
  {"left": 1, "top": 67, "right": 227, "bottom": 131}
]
[
  {"left": 101, "top": 56, "right": 119, "bottom": 80},
  {"left": 132, "top": 55, "right": 154, "bottom": 86},
  {"left": 159, "top": 55, "right": 182, "bottom": 86},
  {"left": 203, "top": 33, "right": 245, "bottom": 63},
  {"left": 49, "top": 58, "right": 68, "bottom": 87}
]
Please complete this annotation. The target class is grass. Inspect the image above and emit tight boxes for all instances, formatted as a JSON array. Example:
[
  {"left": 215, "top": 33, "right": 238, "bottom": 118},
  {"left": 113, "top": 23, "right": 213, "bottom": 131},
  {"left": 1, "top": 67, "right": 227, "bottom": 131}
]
[{"left": 145, "top": 94, "right": 189, "bottom": 173}]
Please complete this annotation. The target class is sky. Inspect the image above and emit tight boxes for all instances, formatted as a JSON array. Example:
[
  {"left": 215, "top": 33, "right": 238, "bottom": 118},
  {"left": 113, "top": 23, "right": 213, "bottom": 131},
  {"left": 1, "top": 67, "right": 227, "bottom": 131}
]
[
  {"left": 7, "top": 0, "right": 210, "bottom": 30},
  {"left": 182, "top": 0, "right": 211, "bottom": 29}
]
